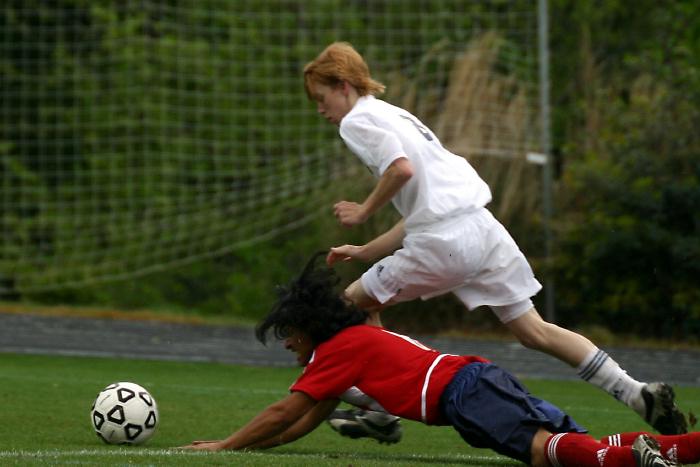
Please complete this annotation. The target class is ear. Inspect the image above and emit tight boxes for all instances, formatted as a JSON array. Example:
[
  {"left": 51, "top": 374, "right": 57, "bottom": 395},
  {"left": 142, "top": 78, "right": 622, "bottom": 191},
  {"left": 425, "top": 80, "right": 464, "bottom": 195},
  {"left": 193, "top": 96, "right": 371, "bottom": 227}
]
[{"left": 340, "top": 80, "right": 352, "bottom": 96}]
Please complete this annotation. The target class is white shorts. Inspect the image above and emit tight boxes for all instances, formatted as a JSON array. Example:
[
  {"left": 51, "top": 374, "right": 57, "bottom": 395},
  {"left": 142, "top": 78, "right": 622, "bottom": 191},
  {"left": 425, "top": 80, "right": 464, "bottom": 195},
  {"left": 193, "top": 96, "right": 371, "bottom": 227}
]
[{"left": 360, "top": 208, "right": 542, "bottom": 323}]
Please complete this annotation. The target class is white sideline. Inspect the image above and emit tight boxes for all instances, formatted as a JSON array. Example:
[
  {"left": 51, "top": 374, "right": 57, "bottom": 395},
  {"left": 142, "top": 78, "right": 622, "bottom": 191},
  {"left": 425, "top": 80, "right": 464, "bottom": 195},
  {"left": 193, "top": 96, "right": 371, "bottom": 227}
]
[
  {"left": 0, "top": 449, "right": 512, "bottom": 463},
  {"left": 0, "top": 449, "right": 206, "bottom": 457}
]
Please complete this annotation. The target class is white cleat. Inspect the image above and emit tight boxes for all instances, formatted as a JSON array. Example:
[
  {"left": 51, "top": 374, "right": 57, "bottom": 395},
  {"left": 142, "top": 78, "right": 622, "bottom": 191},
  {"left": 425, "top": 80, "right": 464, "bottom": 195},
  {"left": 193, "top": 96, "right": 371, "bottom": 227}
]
[
  {"left": 327, "top": 408, "right": 402, "bottom": 444},
  {"left": 631, "top": 434, "right": 676, "bottom": 467}
]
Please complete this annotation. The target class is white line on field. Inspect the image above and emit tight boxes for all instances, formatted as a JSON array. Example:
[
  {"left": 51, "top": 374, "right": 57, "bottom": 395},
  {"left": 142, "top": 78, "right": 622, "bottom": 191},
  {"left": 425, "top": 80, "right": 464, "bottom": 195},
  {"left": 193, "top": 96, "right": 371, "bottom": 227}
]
[
  {"left": 0, "top": 346, "right": 293, "bottom": 367},
  {"left": 0, "top": 449, "right": 205, "bottom": 458},
  {"left": 0, "top": 449, "right": 512, "bottom": 463}
]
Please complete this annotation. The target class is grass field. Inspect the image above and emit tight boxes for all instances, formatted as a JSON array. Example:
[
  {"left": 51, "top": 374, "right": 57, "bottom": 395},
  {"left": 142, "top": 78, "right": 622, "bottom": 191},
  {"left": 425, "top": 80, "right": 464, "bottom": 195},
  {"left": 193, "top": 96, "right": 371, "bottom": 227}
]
[{"left": 1, "top": 353, "right": 698, "bottom": 466}]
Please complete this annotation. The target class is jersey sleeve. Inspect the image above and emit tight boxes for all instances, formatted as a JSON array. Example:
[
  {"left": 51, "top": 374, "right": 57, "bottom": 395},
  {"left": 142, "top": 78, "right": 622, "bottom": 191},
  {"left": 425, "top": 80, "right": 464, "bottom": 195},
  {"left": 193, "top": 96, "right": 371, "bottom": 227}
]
[
  {"left": 340, "top": 115, "right": 406, "bottom": 176},
  {"left": 289, "top": 338, "right": 363, "bottom": 401}
]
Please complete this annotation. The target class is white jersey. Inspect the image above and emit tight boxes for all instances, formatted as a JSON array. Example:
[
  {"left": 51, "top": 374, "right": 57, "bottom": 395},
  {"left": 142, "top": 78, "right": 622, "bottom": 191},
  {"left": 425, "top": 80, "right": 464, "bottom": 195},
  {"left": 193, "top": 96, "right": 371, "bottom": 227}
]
[{"left": 339, "top": 95, "right": 492, "bottom": 233}]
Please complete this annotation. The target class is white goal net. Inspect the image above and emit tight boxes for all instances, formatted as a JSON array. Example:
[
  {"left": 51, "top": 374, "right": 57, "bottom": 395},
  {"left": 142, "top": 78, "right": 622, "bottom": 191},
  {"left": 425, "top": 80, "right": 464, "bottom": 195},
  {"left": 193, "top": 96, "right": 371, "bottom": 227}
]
[{"left": 1, "top": 0, "right": 543, "bottom": 294}]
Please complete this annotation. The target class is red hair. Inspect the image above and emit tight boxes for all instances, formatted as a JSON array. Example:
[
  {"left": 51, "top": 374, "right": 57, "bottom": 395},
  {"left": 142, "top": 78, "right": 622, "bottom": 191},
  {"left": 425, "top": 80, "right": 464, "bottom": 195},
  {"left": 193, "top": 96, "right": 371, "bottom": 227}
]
[{"left": 304, "top": 42, "right": 385, "bottom": 98}]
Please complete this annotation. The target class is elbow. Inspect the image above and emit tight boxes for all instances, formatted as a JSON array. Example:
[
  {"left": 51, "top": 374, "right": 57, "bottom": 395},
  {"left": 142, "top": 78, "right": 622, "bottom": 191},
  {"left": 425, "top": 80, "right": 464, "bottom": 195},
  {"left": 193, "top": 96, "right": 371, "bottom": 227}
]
[{"left": 394, "top": 157, "right": 414, "bottom": 182}]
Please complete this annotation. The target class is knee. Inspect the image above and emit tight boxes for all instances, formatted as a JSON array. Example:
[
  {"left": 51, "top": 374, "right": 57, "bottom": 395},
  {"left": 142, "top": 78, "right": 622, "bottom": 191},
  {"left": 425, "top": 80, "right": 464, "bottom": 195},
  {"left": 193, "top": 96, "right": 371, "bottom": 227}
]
[
  {"left": 340, "top": 285, "right": 355, "bottom": 305},
  {"left": 343, "top": 280, "right": 381, "bottom": 311},
  {"left": 342, "top": 281, "right": 364, "bottom": 307},
  {"left": 343, "top": 282, "right": 383, "bottom": 326}
]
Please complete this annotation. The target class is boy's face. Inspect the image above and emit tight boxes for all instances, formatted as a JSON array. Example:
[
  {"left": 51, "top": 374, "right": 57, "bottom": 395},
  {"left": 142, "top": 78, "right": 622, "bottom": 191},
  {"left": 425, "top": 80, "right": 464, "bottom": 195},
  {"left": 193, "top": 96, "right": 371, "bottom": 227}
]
[
  {"left": 308, "top": 81, "right": 354, "bottom": 126},
  {"left": 284, "top": 329, "right": 314, "bottom": 366}
]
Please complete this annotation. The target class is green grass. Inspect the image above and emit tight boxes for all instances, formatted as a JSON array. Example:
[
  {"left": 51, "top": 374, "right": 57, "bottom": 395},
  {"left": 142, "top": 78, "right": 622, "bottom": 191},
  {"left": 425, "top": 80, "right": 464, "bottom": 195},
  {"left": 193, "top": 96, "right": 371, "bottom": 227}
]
[{"left": 1, "top": 353, "right": 698, "bottom": 466}]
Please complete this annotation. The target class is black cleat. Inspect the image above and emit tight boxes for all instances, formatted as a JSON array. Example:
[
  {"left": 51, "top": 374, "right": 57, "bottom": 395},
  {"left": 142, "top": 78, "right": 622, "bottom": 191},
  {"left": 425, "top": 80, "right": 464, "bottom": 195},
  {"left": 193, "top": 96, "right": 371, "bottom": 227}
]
[{"left": 641, "top": 383, "right": 688, "bottom": 435}]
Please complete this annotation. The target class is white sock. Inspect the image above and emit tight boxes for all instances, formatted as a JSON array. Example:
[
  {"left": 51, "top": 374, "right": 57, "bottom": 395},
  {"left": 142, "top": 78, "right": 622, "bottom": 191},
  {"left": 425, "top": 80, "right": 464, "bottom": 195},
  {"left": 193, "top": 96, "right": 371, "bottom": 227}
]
[{"left": 577, "top": 348, "right": 646, "bottom": 415}]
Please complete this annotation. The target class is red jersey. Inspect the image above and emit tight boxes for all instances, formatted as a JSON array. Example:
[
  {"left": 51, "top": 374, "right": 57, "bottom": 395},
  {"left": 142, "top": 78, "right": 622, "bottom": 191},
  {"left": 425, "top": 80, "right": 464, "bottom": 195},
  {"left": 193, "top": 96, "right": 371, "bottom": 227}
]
[{"left": 289, "top": 325, "right": 488, "bottom": 425}]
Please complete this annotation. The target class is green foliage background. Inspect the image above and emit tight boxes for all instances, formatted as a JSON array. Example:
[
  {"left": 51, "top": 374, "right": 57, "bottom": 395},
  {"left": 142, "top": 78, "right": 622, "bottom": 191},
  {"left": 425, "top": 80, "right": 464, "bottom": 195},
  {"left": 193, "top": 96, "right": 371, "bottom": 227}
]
[
  {"left": 1, "top": 1, "right": 698, "bottom": 340},
  {"left": 549, "top": 0, "right": 700, "bottom": 340}
]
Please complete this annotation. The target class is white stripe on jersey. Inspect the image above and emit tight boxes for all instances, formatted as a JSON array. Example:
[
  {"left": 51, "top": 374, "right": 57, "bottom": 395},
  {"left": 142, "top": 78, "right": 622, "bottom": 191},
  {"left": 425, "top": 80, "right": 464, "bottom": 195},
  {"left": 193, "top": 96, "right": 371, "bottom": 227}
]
[
  {"left": 421, "top": 354, "right": 449, "bottom": 423},
  {"left": 379, "top": 329, "right": 456, "bottom": 423},
  {"left": 380, "top": 329, "right": 432, "bottom": 350}
]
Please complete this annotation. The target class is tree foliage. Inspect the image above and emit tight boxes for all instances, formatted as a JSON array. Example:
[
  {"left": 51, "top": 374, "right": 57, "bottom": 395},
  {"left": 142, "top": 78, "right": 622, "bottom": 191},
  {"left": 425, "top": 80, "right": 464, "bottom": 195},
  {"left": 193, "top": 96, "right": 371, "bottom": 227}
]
[
  {"left": 550, "top": 0, "right": 700, "bottom": 339},
  {"left": 1, "top": 1, "right": 699, "bottom": 339}
]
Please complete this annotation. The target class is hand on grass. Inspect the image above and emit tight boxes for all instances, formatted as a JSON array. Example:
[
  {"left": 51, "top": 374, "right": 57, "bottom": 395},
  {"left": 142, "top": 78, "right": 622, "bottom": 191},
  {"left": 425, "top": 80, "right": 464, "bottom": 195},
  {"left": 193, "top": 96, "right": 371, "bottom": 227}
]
[{"left": 179, "top": 440, "right": 224, "bottom": 451}]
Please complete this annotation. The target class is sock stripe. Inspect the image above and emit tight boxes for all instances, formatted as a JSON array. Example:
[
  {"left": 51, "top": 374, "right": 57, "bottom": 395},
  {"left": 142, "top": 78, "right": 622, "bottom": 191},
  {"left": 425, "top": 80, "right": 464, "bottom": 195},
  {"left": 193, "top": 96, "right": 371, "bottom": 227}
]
[
  {"left": 607, "top": 433, "right": 622, "bottom": 446},
  {"left": 546, "top": 433, "right": 568, "bottom": 467},
  {"left": 579, "top": 349, "right": 608, "bottom": 381},
  {"left": 578, "top": 350, "right": 609, "bottom": 381}
]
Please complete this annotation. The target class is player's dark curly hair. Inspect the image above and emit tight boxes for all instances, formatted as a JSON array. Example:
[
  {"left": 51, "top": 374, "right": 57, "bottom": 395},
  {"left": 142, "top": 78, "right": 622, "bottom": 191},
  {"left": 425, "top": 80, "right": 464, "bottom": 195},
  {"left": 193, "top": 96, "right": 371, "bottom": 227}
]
[{"left": 255, "top": 252, "right": 368, "bottom": 346}]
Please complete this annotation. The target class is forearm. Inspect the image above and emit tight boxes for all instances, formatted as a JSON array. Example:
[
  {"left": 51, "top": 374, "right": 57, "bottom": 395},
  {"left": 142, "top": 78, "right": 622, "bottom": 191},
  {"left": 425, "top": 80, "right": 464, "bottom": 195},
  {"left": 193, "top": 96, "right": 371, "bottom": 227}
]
[
  {"left": 246, "top": 399, "right": 340, "bottom": 450},
  {"left": 210, "top": 392, "right": 316, "bottom": 451},
  {"left": 236, "top": 425, "right": 294, "bottom": 450},
  {"left": 362, "top": 219, "right": 406, "bottom": 260},
  {"left": 361, "top": 158, "right": 413, "bottom": 218},
  {"left": 218, "top": 405, "right": 292, "bottom": 450}
]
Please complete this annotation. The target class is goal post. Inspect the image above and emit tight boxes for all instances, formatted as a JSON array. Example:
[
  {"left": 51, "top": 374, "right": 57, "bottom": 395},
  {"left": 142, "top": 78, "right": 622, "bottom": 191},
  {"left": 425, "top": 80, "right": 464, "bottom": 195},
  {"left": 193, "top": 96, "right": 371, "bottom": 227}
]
[{"left": 0, "top": 0, "right": 546, "bottom": 295}]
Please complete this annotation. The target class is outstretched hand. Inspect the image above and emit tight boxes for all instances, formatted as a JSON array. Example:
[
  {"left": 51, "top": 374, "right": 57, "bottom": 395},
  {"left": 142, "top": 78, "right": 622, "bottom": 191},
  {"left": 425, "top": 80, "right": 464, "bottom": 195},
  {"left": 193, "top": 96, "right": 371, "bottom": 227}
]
[{"left": 326, "top": 245, "right": 367, "bottom": 266}]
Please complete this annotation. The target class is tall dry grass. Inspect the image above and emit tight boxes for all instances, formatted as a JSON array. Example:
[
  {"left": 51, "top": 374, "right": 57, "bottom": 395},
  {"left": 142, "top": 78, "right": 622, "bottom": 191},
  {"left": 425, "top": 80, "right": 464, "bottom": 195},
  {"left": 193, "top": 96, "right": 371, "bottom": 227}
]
[{"left": 385, "top": 32, "right": 541, "bottom": 229}]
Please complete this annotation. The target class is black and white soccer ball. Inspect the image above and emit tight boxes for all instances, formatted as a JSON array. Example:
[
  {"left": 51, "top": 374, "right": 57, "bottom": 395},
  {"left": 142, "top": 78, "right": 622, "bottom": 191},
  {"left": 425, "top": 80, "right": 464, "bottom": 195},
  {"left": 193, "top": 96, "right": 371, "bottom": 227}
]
[{"left": 90, "top": 382, "right": 159, "bottom": 445}]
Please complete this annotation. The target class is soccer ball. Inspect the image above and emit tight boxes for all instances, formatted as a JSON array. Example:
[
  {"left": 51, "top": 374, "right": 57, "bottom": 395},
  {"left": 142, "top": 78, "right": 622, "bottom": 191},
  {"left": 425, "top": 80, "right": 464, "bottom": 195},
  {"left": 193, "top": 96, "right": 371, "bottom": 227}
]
[{"left": 90, "top": 382, "right": 159, "bottom": 445}]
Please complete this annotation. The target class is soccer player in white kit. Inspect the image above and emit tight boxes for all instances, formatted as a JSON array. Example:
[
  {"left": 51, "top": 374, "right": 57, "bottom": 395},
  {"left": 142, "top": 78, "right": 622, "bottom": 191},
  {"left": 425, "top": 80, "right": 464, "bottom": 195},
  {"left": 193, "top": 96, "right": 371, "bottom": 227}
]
[{"left": 303, "top": 42, "right": 686, "bottom": 438}]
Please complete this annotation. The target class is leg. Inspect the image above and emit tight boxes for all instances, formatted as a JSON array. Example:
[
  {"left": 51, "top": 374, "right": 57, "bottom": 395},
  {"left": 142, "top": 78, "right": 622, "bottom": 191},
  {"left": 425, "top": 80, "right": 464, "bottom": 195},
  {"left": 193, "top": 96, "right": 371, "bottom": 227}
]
[
  {"left": 443, "top": 362, "right": 587, "bottom": 465},
  {"left": 343, "top": 278, "right": 385, "bottom": 327},
  {"left": 601, "top": 431, "right": 700, "bottom": 464},
  {"left": 530, "top": 428, "right": 554, "bottom": 467},
  {"left": 502, "top": 306, "right": 595, "bottom": 366},
  {"left": 544, "top": 431, "right": 674, "bottom": 467},
  {"left": 502, "top": 307, "right": 687, "bottom": 435}
]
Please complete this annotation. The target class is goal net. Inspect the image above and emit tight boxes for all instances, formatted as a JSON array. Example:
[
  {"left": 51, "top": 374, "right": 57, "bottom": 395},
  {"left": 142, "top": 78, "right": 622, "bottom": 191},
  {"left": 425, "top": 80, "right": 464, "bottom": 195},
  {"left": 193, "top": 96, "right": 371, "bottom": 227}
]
[{"left": 1, "top": 0, "right": 542, "bottom": 294}]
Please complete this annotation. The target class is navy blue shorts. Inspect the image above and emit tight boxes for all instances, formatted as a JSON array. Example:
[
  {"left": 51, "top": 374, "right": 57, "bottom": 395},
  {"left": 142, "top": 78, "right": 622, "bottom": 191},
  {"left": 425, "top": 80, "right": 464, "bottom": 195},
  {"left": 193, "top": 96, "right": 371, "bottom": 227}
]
[{"left": 440, "top": 362, "right": 587, "bottom": 464}]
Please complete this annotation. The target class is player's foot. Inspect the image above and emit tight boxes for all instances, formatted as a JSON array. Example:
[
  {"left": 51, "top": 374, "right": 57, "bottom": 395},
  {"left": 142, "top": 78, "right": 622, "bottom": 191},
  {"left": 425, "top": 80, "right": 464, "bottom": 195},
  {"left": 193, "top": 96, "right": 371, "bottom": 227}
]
[
  {"left": 641, "top": 382, "right": 688, "bottom": 435},
  {"left": 327, "top": 408, "right": 402, "bottom": 444},
  {"left": 631, "top": 434, "right": 676, "bottom": 466}
]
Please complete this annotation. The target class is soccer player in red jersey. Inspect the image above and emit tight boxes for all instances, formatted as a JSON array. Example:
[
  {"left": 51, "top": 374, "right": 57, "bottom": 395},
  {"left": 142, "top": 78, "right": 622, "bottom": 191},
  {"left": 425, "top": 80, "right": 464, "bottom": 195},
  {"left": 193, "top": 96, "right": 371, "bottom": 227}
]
[{"left": 181, "top": 255, "right": 697, "bottom": 466}]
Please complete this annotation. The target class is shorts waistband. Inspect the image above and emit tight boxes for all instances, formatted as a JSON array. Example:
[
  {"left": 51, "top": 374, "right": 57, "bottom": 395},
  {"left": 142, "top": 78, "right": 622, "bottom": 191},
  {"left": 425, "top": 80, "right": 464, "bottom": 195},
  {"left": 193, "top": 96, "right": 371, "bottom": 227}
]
[{"left": 407, "top": 207, "right": 489, "bottom": 234}]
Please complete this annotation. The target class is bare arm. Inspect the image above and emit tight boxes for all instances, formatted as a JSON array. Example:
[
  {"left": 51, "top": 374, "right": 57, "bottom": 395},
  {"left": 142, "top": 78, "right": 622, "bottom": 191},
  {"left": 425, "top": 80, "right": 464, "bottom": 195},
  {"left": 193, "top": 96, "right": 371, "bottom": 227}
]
[
  {"left": 180, "top": 391, "right": 319, "bottom": 451},
  {"left": 246, "top": 398, "right": 340, "bottom": 449},
  {"left": 333, "top": 157, "right": 413, "bottom": 227},
  {"left": 327, "top": 219, "right": 405, "bottom": 266}
]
